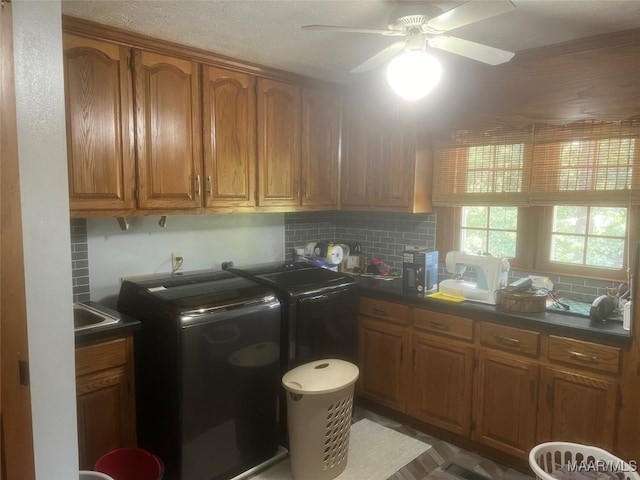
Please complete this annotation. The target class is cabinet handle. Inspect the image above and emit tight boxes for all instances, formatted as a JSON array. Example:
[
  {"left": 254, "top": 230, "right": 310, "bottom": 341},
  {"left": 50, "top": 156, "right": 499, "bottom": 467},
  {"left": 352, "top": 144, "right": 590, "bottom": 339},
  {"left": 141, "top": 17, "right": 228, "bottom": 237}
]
[
  {"left": 294, "top": 180, "right": 299, "bottom": 197},
  {"left": 569, "top": 351, "right": 598, "bottom": 363},
  {"left": 496, "top": 336, "right": 520, "bottom": 347},
  {"left": 302, "top": 180, "right": 307, "bottom": 196},
  {"left": 430, "top": 321, "right": 450, "bottom": 332},
  {"left": 195, "top": 175, "right": 201, "bottom": 196},
  {"left": 372, "top": 308, "right": 388, "bottom": 317},
  {"left": 206, "top": 175, "right": 212, "bottom": 196}
]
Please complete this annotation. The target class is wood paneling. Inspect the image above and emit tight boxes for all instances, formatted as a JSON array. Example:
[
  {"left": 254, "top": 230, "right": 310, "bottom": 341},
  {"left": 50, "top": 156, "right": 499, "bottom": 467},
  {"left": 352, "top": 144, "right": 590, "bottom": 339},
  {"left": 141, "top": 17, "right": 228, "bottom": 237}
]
[
  {"left": 0, "top": 3, "right": 35, "bottom": 478},
  {"left": 202, "top": 65, "right": 256, "bottom": 208}
]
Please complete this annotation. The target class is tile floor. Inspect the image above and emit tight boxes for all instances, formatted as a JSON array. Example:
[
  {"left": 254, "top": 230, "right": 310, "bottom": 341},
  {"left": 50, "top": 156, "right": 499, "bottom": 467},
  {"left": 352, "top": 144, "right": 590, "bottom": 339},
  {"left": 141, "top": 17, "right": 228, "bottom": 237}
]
[{"left": 351, "top": 406, "right": 535, "bottom": 480}]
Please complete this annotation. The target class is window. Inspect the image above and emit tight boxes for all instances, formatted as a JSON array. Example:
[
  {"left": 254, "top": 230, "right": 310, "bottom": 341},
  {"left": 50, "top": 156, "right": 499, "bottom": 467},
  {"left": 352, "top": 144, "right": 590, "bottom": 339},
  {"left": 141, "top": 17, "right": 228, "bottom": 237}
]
[
  {"left": 433, "top": 119, "right": 639, "bottom": 281},
  {"left": 461, "top": 206, "right": 518, "bottom": 258},
  {"left": 550, "top": 206, "right": 627, "bottom": 269}
]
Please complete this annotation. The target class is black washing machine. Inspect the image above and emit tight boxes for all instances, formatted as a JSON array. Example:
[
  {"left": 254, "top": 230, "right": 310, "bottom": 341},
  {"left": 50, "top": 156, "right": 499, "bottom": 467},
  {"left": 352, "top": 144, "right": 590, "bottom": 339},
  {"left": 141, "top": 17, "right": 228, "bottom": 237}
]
[
  {"left": 226, "top": 261, "right": 358, "bottom": 370},
  {"left": 118, "top": 269, "right": 283, "bottom": 480}
]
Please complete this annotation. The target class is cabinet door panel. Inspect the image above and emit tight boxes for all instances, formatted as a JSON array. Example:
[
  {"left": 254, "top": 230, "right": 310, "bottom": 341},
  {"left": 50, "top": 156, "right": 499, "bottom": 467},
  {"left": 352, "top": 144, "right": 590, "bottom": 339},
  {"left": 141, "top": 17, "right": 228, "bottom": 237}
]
[
  {"left": 63, "top": 34, "right": 134, "bottom": 211},
  {"left": 473, "top": 350, "right": 538, "bottom": 458},
  {"left": 358, "top": 319, "right": 408, "bottom": 412},
  {"left": 538, "top": 367, "right": 617, "bottom": 450},
  {"left": 376, "top": 111, "right": 415, "bottom": 208},
  {"left": 77, "top": 369, "right": 134, "bottom": 469},
  {"left": 301, "top": 88, "right": 339, "bottom": 207},
  {"left": 135, "top": 51, "right": 201, "bottom": 209},
  {"left": 409, "top": 334, "right": 473, "bottom": 436},
  {"left": 202, "top": 66, "right": 256, "bottom": 207},
  {"left": 341, "top": 96, "right": 379, "bottom": 207},
  {"left": 257, "top": 78, "right": 300, "bottom": 206}
]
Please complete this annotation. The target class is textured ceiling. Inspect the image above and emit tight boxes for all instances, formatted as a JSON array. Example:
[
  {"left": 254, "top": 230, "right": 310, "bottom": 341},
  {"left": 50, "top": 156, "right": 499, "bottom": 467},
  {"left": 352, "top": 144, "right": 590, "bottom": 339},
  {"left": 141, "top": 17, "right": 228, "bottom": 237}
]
[{"left": 61, "top": 0, "right": 640, "bottom": 83}]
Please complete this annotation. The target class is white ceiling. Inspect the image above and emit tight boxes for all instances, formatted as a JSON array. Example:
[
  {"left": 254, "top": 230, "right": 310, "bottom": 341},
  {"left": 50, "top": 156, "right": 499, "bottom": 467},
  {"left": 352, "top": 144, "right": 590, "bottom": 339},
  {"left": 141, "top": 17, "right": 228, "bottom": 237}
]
[{"left": 61, "top": 0, "right": 640, "bottom": 83}]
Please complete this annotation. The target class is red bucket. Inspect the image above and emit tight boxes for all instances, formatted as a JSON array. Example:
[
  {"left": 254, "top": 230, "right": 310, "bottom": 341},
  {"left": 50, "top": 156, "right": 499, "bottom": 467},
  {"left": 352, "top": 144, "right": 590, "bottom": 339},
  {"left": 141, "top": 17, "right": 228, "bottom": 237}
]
[{"left": 94, "top": 448, "right": 163, "bottom": 480}]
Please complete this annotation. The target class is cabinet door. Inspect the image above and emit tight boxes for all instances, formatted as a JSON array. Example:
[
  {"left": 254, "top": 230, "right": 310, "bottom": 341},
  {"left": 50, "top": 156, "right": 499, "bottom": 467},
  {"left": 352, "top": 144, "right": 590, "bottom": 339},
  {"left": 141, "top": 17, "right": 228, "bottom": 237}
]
[
  {"left": 340, "top": 95, "right": 380, "bottom": 208},
  {"left": 257, "top": 78, "right": 301, "bottom": 206},
  {"left": 538, "top": 366, "right": 617, "bottom": 450},
  {"left": 473, "top": 350, "right": 538, "bottom": 458},
  {"left": 300, "top": 87, "right": 340, "bottom": 207},
  {"left": 358, "top": 318, "right": 409, "bottom": 412},
  {"left": 409, "top": 333, "right": 473, "bottom": 436},
  {"left": 76, "top": 367, "right": 135, "bottom": 469},
  {"left": 63, "top": 34, "right": 135, "bottom": 212},
  {"left": 202, "top": 65, "right": 256, "bottom": 208},
  {"left": 376, "top": 108, "right": 416, "bottom": 209},
  {"left": 134, "top": 50, "right": 201, "bottom": 209}
]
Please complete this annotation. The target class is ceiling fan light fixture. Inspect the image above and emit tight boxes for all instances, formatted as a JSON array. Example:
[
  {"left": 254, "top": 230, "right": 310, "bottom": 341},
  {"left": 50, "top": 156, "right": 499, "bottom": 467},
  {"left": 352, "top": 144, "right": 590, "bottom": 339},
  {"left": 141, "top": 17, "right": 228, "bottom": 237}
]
[{"left": 386, "top": 50, "right": 442, "bottom": 100}]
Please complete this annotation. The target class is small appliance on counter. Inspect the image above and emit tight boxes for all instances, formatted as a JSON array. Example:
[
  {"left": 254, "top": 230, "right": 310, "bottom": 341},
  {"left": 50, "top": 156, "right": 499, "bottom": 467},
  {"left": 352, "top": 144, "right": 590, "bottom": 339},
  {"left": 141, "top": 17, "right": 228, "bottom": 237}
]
[
  {"left": 438, "top": 251, "right": 510, "bottom": 305},
  {"left": 402, "top": 248, "right": 438, "bottom": 295}
]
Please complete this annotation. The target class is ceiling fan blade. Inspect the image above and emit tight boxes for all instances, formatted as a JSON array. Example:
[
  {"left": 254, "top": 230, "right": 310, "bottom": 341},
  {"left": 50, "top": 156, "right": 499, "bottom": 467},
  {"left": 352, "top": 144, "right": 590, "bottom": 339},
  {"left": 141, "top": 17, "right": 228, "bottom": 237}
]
[
  {"left": 427, "top": 0, "right": 516, "bottom": 33},
  {"left": 429, "top": 36, "right": 515, "bottom": 65},
  {"left": 350, "top": 41, "right": 407, "bottom": 73},
  {"left": 302, "top": 25, "right": 402, "bottom": 36}
]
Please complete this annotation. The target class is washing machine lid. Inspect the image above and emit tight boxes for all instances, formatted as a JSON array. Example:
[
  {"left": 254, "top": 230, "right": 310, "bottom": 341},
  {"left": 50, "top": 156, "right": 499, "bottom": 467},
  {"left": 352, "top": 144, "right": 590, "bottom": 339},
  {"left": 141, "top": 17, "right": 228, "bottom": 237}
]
[
  {"left": 230, "top": 262, "right": 356, "bottom": 295},
  {"left": 119, "top": 269, "right": 275, "bottom": 313}
]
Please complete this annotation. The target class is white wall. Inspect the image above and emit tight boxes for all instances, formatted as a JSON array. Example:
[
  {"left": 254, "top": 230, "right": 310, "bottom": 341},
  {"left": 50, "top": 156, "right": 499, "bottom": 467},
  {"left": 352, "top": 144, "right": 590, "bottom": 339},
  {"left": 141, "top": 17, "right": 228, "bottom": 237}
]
[
  {"left": 88, "top": 214, "right": 285, "bottom": 307},
  {"left": 12, "top": 1, "right": 78, "bottom": 478}
]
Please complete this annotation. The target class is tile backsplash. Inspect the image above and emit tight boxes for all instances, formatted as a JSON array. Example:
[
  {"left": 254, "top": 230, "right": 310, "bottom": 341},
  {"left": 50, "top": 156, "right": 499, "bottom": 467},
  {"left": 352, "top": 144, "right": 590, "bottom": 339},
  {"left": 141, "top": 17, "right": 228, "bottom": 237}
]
[
  {"left": 70, "top": 212, "right": 621, "bottom": 305},
  {"left": 70, "top": 218, "right": 90, "bottom": 303},
  {"left": 284, "top": 211, "right": 619, "bottom": 303}
]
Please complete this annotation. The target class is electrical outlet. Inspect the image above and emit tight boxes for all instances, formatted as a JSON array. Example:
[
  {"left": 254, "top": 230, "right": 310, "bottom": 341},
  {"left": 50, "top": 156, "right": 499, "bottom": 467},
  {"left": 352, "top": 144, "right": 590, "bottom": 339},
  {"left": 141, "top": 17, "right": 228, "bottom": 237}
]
[{"left": 171, "top": 252, "right": 183, "bottom": 272}]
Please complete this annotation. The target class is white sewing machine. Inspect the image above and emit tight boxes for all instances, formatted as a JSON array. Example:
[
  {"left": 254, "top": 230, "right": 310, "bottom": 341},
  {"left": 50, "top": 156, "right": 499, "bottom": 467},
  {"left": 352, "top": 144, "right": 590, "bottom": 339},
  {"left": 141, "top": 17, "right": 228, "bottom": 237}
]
[{"left": 438, "top": 251, "right": 510, "bottom": 305}]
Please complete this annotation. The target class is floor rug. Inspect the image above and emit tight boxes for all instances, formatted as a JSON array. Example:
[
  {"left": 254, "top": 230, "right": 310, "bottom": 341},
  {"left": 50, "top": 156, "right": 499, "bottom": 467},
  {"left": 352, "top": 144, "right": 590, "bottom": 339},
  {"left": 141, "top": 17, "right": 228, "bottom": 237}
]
[{"left": 251, "top": 418, "right": 431, "bottom": 480}]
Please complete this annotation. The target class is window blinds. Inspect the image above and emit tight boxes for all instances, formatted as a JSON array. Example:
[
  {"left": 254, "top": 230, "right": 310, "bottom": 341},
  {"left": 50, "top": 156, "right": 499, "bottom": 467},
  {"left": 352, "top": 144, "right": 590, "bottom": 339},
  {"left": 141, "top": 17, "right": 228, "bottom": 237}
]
[{"left": 432, "top": 118, "right": 640, "bottom": 207}]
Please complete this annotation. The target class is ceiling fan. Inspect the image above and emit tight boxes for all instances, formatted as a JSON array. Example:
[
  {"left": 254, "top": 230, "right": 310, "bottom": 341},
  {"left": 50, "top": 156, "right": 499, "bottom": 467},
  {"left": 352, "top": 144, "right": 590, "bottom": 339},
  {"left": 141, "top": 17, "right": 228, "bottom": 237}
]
[{"left": 302, "top": 0, "right": 517, "bottom": 73}]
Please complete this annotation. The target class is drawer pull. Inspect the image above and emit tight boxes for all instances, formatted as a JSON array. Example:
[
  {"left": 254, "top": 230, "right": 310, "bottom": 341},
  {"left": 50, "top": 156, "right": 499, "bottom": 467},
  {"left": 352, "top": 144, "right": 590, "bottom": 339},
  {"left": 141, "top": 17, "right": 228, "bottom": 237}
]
[
  {"left": 430, "top": 321, "right": 450, "bottom": 332},
  {"left": 496, "top": 336, "right": 520, "bottom": 347},
  {"left": 372, "top": 308, "right": 388, "bottom": 317},
  {"left": 569, "top": 351, "right": 598, "bottom": 363}
]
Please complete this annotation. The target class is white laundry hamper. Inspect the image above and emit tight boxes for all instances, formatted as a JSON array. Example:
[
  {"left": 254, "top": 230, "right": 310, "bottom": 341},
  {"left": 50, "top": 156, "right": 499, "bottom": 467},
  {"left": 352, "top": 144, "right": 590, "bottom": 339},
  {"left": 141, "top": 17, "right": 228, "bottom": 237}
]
[
  {"left": 282, "top": 359, "right": 359, "bottom": 480},
  {"left": 79, "top": 472, "right": 114, "bottom": 480},
  {"left": 529, "top": 442, "right": 640, "bottom": 480}
]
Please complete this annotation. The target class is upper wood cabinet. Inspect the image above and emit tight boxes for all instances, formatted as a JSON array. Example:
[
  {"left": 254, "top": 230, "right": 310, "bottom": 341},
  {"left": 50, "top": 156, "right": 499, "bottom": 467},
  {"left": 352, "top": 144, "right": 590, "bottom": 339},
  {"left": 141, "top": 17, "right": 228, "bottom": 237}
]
[
  {"left": 257, "top": 78, "right": 301, "bottom": 207},
  {"left": 63, "top": 34, "right": 135, "bottom": 212},
  {"left": 300, "top": 87, "right": 340, "bottom": 207},
  {"left": 134, "top": 51, "right": 201, "bottom": 210},
  {"left": 341, "top": 91, "right": 431, "bottom": 213},
  {"left": 202, "top": 65, "right": 256, "bottom": 208}
]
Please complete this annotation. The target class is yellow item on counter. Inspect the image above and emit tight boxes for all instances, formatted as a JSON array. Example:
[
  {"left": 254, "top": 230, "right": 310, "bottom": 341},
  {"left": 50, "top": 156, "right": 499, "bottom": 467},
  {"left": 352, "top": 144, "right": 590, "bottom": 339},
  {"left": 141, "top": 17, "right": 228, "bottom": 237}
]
[{"left": 426, "top": 291, "right": 466, "bottom": 302}]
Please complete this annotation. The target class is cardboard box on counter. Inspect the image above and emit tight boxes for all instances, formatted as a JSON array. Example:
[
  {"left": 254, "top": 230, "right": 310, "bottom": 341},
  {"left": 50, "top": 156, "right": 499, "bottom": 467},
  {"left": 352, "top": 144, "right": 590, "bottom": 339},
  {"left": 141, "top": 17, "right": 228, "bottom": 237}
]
[{"left": 402, "top": 249, "right": 438, "bottom": 295}]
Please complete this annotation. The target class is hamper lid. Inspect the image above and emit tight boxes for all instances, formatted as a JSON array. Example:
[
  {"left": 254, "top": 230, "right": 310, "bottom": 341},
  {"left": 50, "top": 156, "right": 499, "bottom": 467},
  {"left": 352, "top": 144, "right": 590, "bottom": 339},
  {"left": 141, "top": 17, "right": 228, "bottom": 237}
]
[{"left": 282, "top": 359, "right": 359, "bottom": 395}]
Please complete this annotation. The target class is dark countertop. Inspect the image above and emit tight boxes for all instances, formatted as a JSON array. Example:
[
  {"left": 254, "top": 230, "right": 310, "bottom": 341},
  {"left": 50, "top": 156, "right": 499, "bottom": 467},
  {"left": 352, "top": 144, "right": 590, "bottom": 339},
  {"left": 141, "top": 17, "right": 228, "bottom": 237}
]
[
  {"left": 74, "top": 301, "right": 141, "bottom": 346},
  {"left": 355, "top": 276, "right": 632, "bottom": 347}
]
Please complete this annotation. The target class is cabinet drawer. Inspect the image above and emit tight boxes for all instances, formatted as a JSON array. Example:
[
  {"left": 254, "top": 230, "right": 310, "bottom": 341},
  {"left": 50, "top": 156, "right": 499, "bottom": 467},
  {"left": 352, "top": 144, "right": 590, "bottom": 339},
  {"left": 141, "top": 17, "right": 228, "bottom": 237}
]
[
  {"left": 413, "top": 309, "right": 473, "bottom": 341},
  {"left": 359, "top": 298, "right": 410, "bottom": 325},
  {"left": 548, "top": 335, "right": 621, "bottom": 375},
  {"left": 76, "top": 338, "right": 127, "bottom": 377},
  {"left": 479, "top": 323, "right": 540, "bottom": 357}
]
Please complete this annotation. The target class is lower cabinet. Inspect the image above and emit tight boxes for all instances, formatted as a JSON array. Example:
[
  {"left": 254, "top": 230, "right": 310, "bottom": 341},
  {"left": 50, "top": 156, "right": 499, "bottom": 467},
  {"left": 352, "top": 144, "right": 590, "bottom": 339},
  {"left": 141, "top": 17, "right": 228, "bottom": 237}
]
[
  {"left": 357, "top": 296, "right": 626, "bottom": 464},
  {"left": 75, "top": 337, "right": 137, "bottom": 470},
  {"left": 409, "top": 332, "right": 473, "bottom": 436},
  {"left": 537, "top": 367, "right": 618, "bottom": 450},
  {"left": 472, "top": 350, "right": 538, "bottom": 458},
  {"left": 359, "top": 318, "right": 410, "bottom": 411}
]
